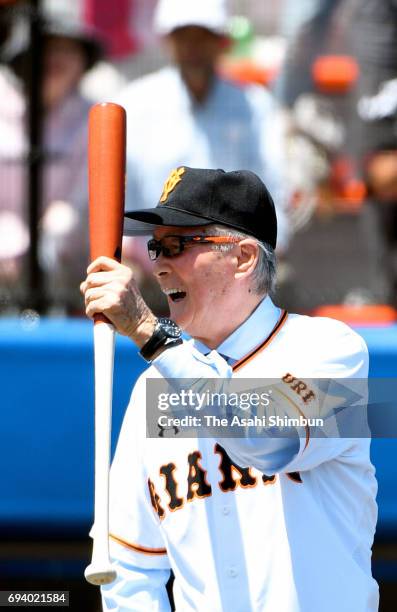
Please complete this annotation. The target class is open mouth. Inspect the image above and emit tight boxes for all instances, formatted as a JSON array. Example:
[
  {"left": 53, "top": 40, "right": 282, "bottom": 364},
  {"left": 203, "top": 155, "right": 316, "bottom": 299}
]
[{"left": 164, "top": 289, "right": 187, "bottom": 303}]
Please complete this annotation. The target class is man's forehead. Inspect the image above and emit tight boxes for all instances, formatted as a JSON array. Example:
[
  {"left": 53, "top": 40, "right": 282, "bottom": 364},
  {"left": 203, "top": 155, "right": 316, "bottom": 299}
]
[{"left": 153, "top": 225, "right": 210, "bottom": 238}]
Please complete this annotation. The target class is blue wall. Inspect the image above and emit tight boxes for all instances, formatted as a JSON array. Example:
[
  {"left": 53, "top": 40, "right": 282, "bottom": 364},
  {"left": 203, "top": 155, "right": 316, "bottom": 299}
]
[{"left": 0, "top": 319, "right": 396, "bottom": 535}]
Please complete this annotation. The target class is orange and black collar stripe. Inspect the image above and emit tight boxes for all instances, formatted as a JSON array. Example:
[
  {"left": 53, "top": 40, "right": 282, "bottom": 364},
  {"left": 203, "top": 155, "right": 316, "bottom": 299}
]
[
  {"left": 231, "top": 310, "right": 310, "bottom": 449},
  {"left": 232, "top": 309, "right": 288, "bottom": 373}
]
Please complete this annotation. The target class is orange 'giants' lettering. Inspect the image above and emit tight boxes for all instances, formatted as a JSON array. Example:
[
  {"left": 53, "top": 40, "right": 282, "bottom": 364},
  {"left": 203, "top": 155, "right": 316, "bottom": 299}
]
[
  {"left": 160, "top": 462, "right": 184, "bottom": 511},
  {"left": 148, "top": 478, "right": 165, "bottom": 520},
  {"left": 187, "top": 451, "right": 212, "bottom": 501},
  {"left": 215, "top": 443, "right": 257, "bottom": 491}
]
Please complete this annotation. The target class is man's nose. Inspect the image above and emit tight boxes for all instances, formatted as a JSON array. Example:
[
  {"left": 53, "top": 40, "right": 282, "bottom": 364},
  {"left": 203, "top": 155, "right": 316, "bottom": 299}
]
[{"left": 153, "top": 255, "right": 171, "bottom": 278}]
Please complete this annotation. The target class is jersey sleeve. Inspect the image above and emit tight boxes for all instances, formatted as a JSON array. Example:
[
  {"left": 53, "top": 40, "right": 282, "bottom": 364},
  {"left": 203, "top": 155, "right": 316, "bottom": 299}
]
[
  {"left": 106, "top": 375, "right": 171, "bottom": 570},
  {"left": 101, "top": 541, "right": 171, "bottom": 612},
  {"left": 272, "top": 320, "right": 370, "bottom": 473},
  {"left": 212, "top": 320, "right": 370, "bottom": 474},
  {"left": 152, "top": 341, "right": 232, "bottom": 379}
]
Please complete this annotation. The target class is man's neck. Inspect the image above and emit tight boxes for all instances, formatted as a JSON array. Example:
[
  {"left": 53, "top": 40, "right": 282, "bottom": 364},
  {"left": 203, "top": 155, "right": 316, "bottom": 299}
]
[{"left": 194, "top": 293, "right": 265, "bottom": 349}]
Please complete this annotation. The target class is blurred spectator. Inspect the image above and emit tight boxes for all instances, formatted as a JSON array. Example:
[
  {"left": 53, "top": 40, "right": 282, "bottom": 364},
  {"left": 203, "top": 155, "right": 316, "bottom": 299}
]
[
  {"left": 116, "top": 0, "right": 290, "bottom": 313},
  {"left": 271, "top": 0, "right": 358, "bottom": 227},
  {"left": 0, "top": 2, "right": 13, "bottom": 49},
  {"left": 350, "top": 0, "right": 397, "bottom": 304},
  {"left": 0, "top": 13, "right": 102, "bottom": 313},
  {"left": 275, "top": 0, "right": 350, "bottom": 108}
]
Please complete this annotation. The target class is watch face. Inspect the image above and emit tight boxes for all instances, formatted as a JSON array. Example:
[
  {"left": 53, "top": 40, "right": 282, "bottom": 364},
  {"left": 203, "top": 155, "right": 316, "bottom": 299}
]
[{"left": 158, "top": 317, "right": 182, "bottom": 339}]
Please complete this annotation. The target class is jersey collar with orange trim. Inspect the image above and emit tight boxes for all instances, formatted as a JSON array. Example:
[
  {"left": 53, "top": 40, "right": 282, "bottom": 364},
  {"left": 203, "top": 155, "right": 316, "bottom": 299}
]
[{"left": 191, "top": 295, "right": 282, "bottom": 362}]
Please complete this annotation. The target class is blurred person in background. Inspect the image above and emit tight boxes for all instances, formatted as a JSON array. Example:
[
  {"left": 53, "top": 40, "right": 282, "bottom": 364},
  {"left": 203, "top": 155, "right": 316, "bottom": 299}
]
[
  {"left": 117, "top": 0, "right": 290, "bottom": 314},
  {"left": 275, "top": 0, "right": 346, "bottom": 107},
  {"left": 0, "top": 13, "right": 102, "bottom": 313},
  {"left": 269, "top": 0, "right": 386, "bottom": 311},
  {"left": 350, "top": 0, "right": 397, "bottom": 306},
  {"left": 274, "top": 0, "right": 357, "bottom": 213}
]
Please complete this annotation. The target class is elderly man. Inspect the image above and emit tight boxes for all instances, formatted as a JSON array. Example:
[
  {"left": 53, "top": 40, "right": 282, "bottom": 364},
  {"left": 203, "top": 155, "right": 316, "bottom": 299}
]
[{"left": 82, "top": 167, "right": 378, "bottom": 611}]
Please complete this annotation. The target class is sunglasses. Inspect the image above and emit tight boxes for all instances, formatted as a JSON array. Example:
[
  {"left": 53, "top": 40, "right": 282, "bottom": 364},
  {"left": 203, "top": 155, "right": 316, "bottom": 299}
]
[{"left": 147, "top": 235, "right": 241, "bottom": 260}]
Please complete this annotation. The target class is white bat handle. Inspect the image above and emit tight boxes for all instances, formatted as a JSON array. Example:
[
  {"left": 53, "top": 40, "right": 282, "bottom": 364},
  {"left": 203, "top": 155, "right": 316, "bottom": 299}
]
[{"left": 85, "top": 321, "right": 117, "bottom": 585}]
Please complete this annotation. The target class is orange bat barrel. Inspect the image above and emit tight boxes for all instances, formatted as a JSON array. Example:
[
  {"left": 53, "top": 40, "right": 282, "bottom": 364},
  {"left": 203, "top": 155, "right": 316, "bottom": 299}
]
[
  {"left": 85, "top": 102, "right": 126, "bottom": 586},
  {"left": 88, "top": 102, "right": 126, "bottom": 323}
]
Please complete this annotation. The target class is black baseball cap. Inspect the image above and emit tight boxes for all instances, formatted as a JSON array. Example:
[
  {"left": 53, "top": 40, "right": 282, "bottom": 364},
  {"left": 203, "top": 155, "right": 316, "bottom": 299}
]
[{"left": 124, "top": 167, "right": 277, "bottom": 249}]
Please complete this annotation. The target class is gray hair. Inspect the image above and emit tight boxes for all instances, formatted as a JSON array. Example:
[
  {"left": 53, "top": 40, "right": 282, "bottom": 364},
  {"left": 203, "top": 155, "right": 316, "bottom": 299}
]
[{"left": 203, "top": 224, "right": 276, "bottom": 296}]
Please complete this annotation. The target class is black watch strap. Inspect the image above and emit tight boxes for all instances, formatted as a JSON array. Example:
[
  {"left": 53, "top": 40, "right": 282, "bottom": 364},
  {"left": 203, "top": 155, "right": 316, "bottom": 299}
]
[{"left": 140, "top": 318, "right": 183, "bottom": 362}]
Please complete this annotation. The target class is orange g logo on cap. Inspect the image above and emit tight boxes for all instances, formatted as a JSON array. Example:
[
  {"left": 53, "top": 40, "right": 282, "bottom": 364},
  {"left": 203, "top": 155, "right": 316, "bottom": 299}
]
[{"left": 160, "top": 167, "right": 186, "bottom": 203}]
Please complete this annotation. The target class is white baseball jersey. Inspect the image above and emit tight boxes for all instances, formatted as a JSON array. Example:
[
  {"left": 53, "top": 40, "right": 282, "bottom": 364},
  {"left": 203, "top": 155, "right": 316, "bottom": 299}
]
[{"left": 100, "top": 297, "right": 378, "bottom": 611}]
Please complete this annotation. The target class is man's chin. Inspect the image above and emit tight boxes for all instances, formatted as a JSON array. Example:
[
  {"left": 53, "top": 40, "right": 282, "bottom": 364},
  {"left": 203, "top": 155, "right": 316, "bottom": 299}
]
[
  {"left": 168, "top": 304, "right": 184, "bottom": 326},
  {"left": 169, "top": 306, "right": 191, "bottom": 335}
]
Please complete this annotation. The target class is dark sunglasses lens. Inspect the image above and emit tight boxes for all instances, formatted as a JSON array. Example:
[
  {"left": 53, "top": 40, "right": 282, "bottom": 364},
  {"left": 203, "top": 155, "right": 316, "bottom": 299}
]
[
  {"left": 162, "top": 236, "right": 183, "bottom": 257},
  {"left": 147, "top": 239, "right": 161, "bottom": 260},
  {"left": 147, "top": 237, "right": 184, "bottom": 259}
]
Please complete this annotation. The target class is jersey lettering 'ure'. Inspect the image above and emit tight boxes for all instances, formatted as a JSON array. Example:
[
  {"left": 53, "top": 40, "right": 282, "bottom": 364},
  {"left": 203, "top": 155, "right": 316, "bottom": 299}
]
[{"left": 282, "top": 372, "right": 316, "bottom": 404}]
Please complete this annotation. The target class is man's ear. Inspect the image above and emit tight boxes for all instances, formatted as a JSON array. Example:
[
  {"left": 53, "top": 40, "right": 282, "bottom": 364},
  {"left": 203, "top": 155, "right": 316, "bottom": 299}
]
[{"left": 234, "top": 240, "right": 259, "bottom": 280}]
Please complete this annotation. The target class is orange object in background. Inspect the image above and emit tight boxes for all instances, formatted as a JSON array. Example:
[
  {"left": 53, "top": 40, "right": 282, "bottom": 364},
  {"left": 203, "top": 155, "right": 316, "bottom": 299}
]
[
  {"left": 329, "top": 157, "right": 367, "bottom": 212},
  {"left": 218, "top": 58, "right": 278, "bottom": 87},
  {"left": 312, "top": 55, "right": 359, "bottom": 94},
  {"left": 340, "top": 179, "right": 367, "bottom": 208},
  {"left": 312, "top": 304, "right": 397, "bottom": 326}
]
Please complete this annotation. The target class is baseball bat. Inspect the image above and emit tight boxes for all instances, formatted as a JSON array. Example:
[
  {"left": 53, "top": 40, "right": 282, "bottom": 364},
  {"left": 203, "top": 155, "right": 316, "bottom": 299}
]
[{"left": 84, "top": 103, "right": 126, "bottom": 586}]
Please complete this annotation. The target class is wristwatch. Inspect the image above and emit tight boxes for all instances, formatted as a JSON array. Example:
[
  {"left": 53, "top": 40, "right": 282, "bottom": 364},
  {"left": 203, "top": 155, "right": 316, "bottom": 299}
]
[{"left": 139, "top": 317, "right": 183, "bottom": 362}]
